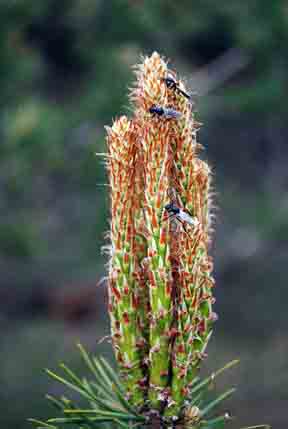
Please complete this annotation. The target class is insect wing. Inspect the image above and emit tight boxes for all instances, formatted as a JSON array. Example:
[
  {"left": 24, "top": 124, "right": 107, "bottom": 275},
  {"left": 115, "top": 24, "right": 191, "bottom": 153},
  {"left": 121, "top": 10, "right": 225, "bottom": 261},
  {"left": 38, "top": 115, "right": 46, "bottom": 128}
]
[
  {"left": 177, "top": 87, "right": 191, "bottom": 100},
  {"left": 178, "top": 210, "right": 199, "bottom": 226},
  {"left": 164, "top": 108, "right": 182, "bottom": 119}
]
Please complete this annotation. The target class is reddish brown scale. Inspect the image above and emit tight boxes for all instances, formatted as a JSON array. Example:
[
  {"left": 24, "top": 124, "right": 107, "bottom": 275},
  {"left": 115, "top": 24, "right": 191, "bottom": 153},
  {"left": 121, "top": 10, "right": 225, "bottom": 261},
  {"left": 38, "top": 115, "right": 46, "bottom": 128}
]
[
  {"left": 151, "top": 212, "right": 158, "bottom": 228},
  {"left": 184, "top": 324, "right": 192, "bottom": 334},
  {"left": 138, "top": 243, "right": 146, "bottom": 254},
  {"left": 187, "top": 232, "right": 203, "bottom": 264},
  {"left": 146, "top": 302, "right": 151, "bottom": 313},
  {"left": 180, "top": 237, "right": 186, "bottom": 247},
  {"left": 178, "top": 368, "right": 187, "bottom": 379},
  {"left": 160, "top": 227, "right": 168, "bottom": 245},
  {"left": 125, "top": 223, "right": 133, "bottom": 243},
  {"left": 177, "top": 344, "right": 185, "bottom": 354},
  {"left": 148, "top": 271, "right": 157, "bottom": 287},
  {"left": 132, "top": 294, "right": 140, "bottom": 309},
  {"left": 138, "top": 377, "right": 148, "bottom": 388},
  {"left": 115, "top": 236, "right": 121, "bottom": 251},
  {"left": 147, "top": 181, "right": 153, "bottom": 196},
  {"left": 158, "top": 180, "right": 167, "bottom": 194},
  {"left": 122, "top": 312, "right": 130, "bottom": 325},
  {"left": 150, "top": 170, "right": 156, "bottom": 185},
  {"left": 184, "top": 289, "right": 192, "bottom": 299},
  {"left": 183, "top": 270, "right": 190, "bottom": 278},
  {"left": 165, "top": 282, "right": 172, "bottom": 297},
  {"left": 181, "top": 387, "right": 189, "bottom": 396},
  {"left": 123, "top": 252, "right": 130, "bottom": 265},
  {"left": 191, "top": 295, "right": 199, "bottom": 309},
  {"left": 131, "top": 269, "right": 140, "bottom": 280},
  {"left": 115, "top": 351, "right": 124, "bottom": 363},
  {"left": 169, "top": 327, "right": 179, "bottom": 338},
  {"left": 155, "top": 194, "right": 163, "bottom": 209},
  {"left": 148, "top": 248, "right": 157, "bottom": 258},
  {"left": 198, "top": 277, "right": 208, "bottom": 291},
  {"left": 111, "top": 286, "right": 121, "bottom": 301},
  {"left": 178, "top": 170, "right": 186, "bottom": 181},
  {"left": 145, "top": 205, "right": 153, "bottom": 217},
  {"left": 198, "top": 319, "right": 206, "bottom": 334}
]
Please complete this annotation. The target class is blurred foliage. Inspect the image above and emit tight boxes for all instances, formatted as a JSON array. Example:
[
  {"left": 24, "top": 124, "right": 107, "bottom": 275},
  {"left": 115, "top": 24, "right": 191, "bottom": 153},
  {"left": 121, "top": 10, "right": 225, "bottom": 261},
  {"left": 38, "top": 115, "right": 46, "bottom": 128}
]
[
  {"left": 1, "top": 0, "right": 288, "bottom": 279},
  {"left": 0, "top": 1, "right": 288, "bottom": 428}
]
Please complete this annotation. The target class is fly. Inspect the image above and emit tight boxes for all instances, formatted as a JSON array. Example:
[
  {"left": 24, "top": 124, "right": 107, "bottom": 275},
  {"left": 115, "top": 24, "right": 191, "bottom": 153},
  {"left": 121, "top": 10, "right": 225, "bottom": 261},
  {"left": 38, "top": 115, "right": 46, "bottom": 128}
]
[
  {"left": 149, "top": 104, "right": 182, "bottom": 120},
  {"left": 163, "top": 203, "right": 199, "bottom": 239},
  {"left": 161, "top": 76, "right": 194, "bottom": 100}
]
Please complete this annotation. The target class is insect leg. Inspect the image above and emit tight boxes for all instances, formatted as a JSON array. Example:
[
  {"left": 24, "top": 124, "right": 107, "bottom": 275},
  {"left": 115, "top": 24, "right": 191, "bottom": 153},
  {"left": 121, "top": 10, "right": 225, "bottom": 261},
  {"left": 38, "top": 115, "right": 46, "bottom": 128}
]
[
  {"left": 176, "top": 87, "right": 191, "bottom": 100},
  {"left": 160, "top": 212, "right": 175, "bottom": 224},
  {"left": 176, "top": 218, "right": 193, "bottom": 239}
]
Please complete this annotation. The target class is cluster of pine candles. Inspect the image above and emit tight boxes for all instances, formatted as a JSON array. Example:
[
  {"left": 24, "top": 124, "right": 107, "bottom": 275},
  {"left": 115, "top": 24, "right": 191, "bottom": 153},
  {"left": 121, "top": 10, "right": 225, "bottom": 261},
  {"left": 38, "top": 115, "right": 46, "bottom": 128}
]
[
  {"left": 106, "top": 52, "right": 217, "bottom": 426},
  {"left": 31, "top": 52, "right": 270, "bottom": 429}
]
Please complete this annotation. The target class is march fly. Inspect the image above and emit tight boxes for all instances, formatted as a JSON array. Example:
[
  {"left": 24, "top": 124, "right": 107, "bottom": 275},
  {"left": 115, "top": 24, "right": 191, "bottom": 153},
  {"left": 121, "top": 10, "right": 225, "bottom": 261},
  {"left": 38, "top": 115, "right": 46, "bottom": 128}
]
[
  {"left": 161, "top": 76, "right": 192, "bottom": 100},
  {"left": 149, "top": 104, "right": 182, "bottom": 119},
  {"left": 164, "top": 202, "right": 199, "bottom": 227}
]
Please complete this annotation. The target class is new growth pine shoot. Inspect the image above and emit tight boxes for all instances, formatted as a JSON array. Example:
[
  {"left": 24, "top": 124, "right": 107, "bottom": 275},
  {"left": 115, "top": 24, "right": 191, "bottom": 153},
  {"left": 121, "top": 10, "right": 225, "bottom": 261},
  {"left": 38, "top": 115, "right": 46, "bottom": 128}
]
[
  {"left": 32, "top": 52, "right": 270, "bottom": 429},
  {"left": 105, "top": 52, "right": 216, "bottom": 422}
]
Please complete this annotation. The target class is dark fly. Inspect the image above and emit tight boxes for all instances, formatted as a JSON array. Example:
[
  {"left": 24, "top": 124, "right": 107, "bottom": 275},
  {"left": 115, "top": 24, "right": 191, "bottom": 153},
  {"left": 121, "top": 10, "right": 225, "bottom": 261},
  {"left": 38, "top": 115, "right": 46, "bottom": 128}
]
[
  {"left": 164, "top": 202, "right": 199, "bottom": 227},
  {"left": 149, "top": 104, "right": 182, "bottom": 119},
  {"left": 161, "top": 76, "right": 192, "bottom": 100}
]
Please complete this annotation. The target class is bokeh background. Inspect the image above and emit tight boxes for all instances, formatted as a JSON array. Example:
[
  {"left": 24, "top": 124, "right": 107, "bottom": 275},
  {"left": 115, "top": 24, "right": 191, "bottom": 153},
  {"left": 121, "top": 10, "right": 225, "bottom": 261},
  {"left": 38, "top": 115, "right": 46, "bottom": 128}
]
[{"left": 1, "top": 1, "right": 287, "bottom": 428}]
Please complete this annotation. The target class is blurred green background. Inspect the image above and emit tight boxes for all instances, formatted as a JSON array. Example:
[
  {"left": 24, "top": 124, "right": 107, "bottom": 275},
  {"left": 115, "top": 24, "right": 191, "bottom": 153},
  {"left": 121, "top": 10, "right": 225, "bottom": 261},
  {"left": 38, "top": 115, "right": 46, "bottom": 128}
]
[{"left": 0, "top": 1, "right": 287, "bottom": 428}]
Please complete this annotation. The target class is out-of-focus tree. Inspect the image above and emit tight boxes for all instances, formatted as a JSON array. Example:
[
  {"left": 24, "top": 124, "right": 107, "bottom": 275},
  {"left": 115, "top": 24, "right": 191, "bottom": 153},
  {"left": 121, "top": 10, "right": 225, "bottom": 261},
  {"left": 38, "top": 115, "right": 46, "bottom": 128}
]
[
  {"left": 1, "top": 2, "right": 288, "bottom": 429},
  {"left": 1, "top": 1, "right": 287, "bottom": 282}
]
